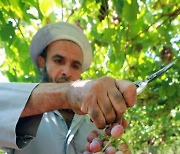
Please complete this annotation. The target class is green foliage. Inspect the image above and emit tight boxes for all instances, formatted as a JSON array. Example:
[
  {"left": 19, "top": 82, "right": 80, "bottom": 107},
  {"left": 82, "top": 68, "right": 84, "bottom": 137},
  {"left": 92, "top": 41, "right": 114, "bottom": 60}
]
[{"left": 0, "top": 0, "right": 179, "bottom": 153}]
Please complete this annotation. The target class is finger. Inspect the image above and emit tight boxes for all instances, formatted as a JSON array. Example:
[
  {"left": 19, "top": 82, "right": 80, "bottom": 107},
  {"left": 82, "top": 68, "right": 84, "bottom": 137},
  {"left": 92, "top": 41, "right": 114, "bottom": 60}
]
[
  {"left": 88, "top": 103, "right": 106, "bottom": 129},
  {"left": 115, "top": 80, "right": 137, "bottom": 107},
  {"left": 84, "top": 94, "right": 106, "bottom": 129},
  {"left": 121, "top": 117, "right": 128, "bottom": 129},
  {"left": 97, "top": 92, "right": 116, "bottom": 125},
  {"left": 108, "top": 89, "right": 127, "bottom": 122},
  {"left": 81, "top": 91, "right": 106, "bottom": 129}
]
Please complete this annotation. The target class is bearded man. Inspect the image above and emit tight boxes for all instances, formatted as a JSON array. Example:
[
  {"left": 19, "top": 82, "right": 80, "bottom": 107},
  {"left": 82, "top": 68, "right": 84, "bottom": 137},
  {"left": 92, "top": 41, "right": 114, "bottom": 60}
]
[{"left": 0, "top": 22, "right": 136, "bottom": 154}]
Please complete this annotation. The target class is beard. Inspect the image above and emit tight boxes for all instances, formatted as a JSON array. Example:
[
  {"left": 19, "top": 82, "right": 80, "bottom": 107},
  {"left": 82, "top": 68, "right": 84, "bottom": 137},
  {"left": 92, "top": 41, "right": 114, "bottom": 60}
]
[
  {"left": 40, "top": 66, "right": 50, "bottom": 83},
  {"left": 40, "top": 66, "right": 71, "bottom": 83},
  {"left": 40, "top": 66, "right": 74, "bottom": 115}
]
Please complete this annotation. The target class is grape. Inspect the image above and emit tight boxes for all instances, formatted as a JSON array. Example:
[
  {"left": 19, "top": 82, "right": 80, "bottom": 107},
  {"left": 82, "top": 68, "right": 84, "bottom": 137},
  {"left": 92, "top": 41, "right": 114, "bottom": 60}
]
[
  {"left": 115, "top": 151, "right": 123, "bottom": 154},
  {"left": 118, "top": 143, "right": 128, "bottom": 151},
  {"left": 123, "top": 151, "right": 131, "bottom": 154},
  {"left": 83, "top": 151, "right": 92, "bottom": 154},
  {"left": 104, "top": 126, "right": 111, "bottom": 136},
  {"left": 90, "top": 140, "right": 101, "bottom": 152},
  {"left": 103, "top": 140, "right": 111, "bottom": 148},
  {"left": 87, "top": 132, "right": 98, "bottom": 143},
  {"left": 92, "top": 130, "right": 99, "bottom": 136},
  {"left": 84, "top": 124, "right": 130, "bottom": 154},
  {"left": 85, "top": 142, "right": 91, "bottom": 151},
  {"left": 118, "top": 143, "right": 131, "bottom": 154},
  {"left": 105, "top": 146, "right": 116, "bottom": 154},
  {"left": 111, "top": 124, "right": 124, "bottom": 139},
  {"left": 92, "top": 137, "right": 103, "bottom": 147}
]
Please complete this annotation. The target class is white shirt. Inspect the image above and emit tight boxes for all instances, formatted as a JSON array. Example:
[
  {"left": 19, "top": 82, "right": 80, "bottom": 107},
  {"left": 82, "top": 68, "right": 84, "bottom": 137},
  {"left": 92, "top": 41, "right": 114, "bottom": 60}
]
[
  {"left": 13, "top": 111, "right": 99, "bottom": 154},
  {"left": 0, "top": 83, "right": 101, "bottom": 154}
]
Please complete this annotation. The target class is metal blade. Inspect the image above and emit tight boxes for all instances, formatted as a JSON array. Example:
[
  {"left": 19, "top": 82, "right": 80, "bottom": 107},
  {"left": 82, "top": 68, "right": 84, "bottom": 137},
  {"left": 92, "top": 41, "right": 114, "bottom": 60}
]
[
  {"left": 134, "top": 60, "right": 177, "bottom": 95},
  {"left": 145, "top": 60, "right": 176, "bottom": 83}
]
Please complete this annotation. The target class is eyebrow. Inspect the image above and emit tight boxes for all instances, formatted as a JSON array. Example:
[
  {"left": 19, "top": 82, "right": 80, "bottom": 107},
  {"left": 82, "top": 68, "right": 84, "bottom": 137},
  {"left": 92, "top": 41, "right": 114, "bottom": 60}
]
[{"left": 52, "top": 54, "right": 82, "bottom": 66}]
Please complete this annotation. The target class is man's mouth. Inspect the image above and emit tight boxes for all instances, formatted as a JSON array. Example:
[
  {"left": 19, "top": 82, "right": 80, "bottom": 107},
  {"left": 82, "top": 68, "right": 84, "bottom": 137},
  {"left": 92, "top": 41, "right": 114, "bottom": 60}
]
[{"left": 56, "top": 77, "right": 70, "bottom": 83}]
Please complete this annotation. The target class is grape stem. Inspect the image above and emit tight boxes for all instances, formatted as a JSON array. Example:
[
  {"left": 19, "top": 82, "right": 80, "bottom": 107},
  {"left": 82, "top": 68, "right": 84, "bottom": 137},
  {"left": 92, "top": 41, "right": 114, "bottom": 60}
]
[{"left": 101, "top": 136, "right": 114, "bottom": 152}]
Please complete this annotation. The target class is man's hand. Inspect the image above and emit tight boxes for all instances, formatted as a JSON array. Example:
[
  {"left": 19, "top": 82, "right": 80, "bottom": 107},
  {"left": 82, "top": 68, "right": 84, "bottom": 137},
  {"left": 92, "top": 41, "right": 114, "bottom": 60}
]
[
  {"left": 68, "top": 77, "right": 137, "bottom": 129},
  {"left": 21, "top": 76, "right": 136, "bottom": 129}
]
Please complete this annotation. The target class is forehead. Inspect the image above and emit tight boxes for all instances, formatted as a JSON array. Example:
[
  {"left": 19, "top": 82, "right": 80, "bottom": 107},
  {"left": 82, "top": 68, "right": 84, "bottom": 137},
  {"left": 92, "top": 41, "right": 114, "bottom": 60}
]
[{"left": 46, "top": 40, "right": 83, "bottom": 62}]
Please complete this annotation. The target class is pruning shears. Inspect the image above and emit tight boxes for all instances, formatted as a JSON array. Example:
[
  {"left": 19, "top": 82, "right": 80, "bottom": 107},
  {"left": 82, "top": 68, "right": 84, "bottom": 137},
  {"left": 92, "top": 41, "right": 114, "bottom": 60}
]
[{"left": 134, "top": 60, "right": 177, "bottom": 95}]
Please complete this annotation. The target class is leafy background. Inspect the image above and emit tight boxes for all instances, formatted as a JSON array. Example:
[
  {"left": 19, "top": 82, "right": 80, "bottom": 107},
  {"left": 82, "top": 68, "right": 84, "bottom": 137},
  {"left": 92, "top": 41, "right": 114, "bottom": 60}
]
[{"left": 0, "top": 0, "right": 179, "bottom": 153}]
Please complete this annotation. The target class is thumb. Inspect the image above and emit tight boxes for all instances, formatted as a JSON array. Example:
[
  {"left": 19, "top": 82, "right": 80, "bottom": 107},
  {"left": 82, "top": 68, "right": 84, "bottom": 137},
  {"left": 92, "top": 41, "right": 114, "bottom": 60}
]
[{"left": 115, "top": 80, "right": 137, "bottom": 107}]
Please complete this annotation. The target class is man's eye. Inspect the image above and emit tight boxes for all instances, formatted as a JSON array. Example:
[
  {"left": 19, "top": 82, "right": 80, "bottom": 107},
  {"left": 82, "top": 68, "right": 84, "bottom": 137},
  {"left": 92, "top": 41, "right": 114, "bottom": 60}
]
[
  {"left": 54, "top": 59, "right": 62, "bottom": 64},
  {"left": 72, "top": 64, "right": 80, "bottom": 70}
]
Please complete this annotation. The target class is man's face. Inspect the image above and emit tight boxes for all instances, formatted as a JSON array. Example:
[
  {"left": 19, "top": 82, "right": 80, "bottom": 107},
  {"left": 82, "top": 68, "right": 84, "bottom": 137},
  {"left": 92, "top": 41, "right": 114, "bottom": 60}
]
[{"left": 38, "top": 40, "right": 83, "bottom": 83}]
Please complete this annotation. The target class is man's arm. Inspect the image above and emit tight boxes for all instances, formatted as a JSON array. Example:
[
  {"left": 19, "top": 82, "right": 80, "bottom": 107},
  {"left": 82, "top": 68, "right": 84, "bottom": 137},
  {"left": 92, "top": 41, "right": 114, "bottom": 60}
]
[
  {"left": 0, "top": 83, "right": 39, "bottom": 149},
  {"left": 21, "top": 77, "right": 137, "bottom": 129},
  {"left": 0, "top": 77, "right": 136, "bottom": 149},
  {"left": 20, "top": 83, "right": 71, "bottom": 117}
]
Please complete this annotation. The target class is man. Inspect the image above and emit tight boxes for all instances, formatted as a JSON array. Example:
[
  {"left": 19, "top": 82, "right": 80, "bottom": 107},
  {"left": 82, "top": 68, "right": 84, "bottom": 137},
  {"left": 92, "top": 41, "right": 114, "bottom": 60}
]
[{"left": 0, "top": 22, "right": 136, "bottom": 154}]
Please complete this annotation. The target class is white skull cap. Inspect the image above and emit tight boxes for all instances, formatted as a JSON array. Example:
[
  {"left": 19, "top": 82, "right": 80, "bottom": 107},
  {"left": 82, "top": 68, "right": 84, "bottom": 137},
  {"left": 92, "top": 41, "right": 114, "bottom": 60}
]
[{"left": 30, "top": 22, "right": 92, "bottom": 71}]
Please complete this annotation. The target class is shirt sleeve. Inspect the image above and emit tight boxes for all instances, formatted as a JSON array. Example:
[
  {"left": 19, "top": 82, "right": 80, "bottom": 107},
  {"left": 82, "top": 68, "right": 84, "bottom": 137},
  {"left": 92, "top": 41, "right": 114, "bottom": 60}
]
[{"left": 0, "top": 83, "right": 42, "bottom": 150}]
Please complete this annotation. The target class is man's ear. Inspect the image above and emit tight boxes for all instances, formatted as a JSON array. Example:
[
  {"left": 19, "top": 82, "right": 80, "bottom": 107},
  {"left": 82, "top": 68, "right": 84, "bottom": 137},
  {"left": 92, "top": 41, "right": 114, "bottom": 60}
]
[{"left": 37, "top": 55, "right": 45, "bottom": 71}]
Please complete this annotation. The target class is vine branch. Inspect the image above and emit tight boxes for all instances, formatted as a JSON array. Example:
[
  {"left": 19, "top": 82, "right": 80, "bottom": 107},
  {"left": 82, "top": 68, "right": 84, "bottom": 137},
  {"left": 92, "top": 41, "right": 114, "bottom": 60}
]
[
  {"left": 123, "top": 7, "right": 180, "bottom": 51},
  {"left": 6, "top": 0, "right": 25, "bottom": 39}
]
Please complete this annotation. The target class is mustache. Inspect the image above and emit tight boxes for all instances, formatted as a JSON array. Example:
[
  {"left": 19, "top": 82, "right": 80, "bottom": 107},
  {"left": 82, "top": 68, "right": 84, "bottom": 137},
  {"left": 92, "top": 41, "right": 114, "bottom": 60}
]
[
  {"left": 56, "top": 76, "right": 71, "bottom": 83},
  {"left": 40, "top": 66, "right": 71, "bottom": 83}
]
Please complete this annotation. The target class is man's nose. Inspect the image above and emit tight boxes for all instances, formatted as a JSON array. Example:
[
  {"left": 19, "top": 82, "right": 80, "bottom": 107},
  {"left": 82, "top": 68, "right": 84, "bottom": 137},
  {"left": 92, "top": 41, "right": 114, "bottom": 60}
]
[{"left": 61, "top": 66, "right": 72, "bottom": 77}]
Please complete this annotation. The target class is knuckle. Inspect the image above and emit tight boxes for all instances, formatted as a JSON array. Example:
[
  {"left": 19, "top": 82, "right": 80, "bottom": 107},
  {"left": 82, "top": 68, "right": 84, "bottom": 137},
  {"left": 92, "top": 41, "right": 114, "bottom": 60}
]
[
  {"left": 100, "top": 76, "right": 114, "bottom": 83},
  {"left": 92, "top": 81, "right": 101, "bottom": 91}
]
